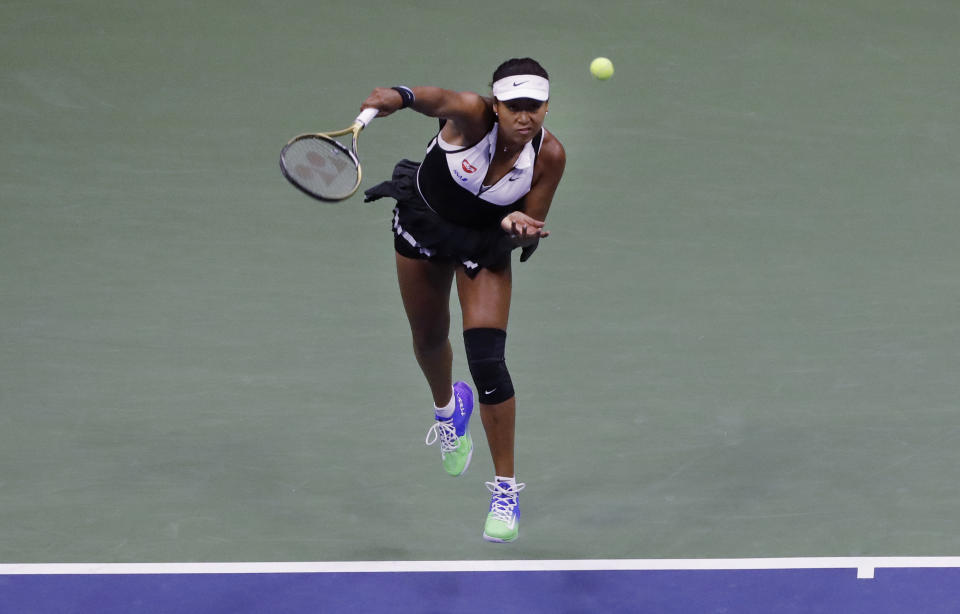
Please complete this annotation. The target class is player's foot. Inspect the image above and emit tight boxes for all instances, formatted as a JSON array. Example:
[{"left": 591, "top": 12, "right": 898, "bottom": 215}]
[
  {"left": 482, "top": 480, "right": 526, "bottom": 543},
  {"left": 424, "top": 381, "right": 474, "bottom": 477}
]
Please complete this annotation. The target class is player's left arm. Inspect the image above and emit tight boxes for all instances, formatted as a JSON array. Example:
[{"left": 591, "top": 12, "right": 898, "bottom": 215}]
[{"left": 500, "top": 133, "right": 566, "bottom": 248}]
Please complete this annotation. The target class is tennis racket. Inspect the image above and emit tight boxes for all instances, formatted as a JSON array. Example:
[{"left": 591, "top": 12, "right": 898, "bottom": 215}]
[{"left": 280, "top": 107, "right": 378, "bottom": 202}]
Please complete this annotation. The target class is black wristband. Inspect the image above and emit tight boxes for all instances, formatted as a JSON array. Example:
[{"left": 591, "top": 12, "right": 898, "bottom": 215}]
[{"left": 391, "top": 86, "right": 415, "bottom": 109}]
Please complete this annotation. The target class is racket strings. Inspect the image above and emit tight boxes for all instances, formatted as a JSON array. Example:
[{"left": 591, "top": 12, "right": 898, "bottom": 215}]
[{"left": 282, "top": 137, "right": 359, "bottom": 200}]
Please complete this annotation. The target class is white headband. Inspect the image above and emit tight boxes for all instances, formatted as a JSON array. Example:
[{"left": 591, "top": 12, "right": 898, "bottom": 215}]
[{"left": 492, "top": 74, "right": 549, "bottom": 102}]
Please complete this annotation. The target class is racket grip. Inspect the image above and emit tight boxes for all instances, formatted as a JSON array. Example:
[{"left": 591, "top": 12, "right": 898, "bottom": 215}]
[{"left": 356, "top": 107, "right": 378, "bottom": 128}]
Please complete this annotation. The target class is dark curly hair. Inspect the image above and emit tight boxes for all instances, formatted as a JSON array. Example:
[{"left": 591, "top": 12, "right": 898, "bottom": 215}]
[{"left": 491, "top": 58, "right": 549, "bottom": 86}]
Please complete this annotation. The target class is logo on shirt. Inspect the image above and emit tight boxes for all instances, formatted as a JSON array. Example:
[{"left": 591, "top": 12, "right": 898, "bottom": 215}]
[{"left": 461, "top": 159, "right": 478, "bottom": 174}]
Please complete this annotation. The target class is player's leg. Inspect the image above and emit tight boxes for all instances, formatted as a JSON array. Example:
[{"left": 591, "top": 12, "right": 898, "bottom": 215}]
[
  {"left": 396, "top": 252, "right": 455, "bottom": 406},
  {"left": 456, "top": 262, "right": 525, "bottom": 542},
  {"left": 397, "top": 252, "right": 474, "bottom": 477},
  {"left": 456, "top": 263, "right": 515, "bottom": 476}
]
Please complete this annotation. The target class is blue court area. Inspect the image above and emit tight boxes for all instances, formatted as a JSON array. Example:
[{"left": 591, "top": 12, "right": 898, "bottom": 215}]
[{"left": 3, "top": 560, "right": 960, "bottom": 613}]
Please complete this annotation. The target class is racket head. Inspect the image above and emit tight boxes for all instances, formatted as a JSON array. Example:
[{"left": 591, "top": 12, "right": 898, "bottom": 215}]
[{"left": 279, "top": 134, "right": 362, "bottom": 202}]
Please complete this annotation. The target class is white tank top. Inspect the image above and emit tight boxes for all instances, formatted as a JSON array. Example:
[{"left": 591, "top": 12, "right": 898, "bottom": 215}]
[{"left": 431, "top": 124, "right": 539, "bottom": 206}]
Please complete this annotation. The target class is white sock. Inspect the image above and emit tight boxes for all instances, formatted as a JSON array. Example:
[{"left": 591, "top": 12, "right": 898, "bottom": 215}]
[
  {"left": 434, "top": 389, "right": 455, "bottom": 418},
  {"left": 495, "top": 475, "right": 517, "bottom": 489}
]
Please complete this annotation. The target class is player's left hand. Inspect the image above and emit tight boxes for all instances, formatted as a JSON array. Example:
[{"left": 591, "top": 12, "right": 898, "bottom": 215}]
[{"left": 501, "top": 211, "right": 549, "bottom": 246}]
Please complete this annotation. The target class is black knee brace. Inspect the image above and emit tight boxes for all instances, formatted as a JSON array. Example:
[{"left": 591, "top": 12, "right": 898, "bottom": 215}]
[{"left": 463, "top": 328, "right": 514, "bottom": 405}]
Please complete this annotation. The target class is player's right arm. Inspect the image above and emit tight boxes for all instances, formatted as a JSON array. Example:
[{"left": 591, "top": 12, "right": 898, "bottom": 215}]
[{"left": 361, "top": 87, "right": 493, "bottom": 144}]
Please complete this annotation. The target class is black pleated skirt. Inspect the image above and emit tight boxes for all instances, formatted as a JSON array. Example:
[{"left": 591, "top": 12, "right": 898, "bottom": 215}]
[{"left": 364, "top": 159, "right": 515, "bottom": 278}]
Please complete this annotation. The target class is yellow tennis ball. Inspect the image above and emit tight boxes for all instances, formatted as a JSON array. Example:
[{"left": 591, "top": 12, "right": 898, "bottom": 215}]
[{"left": 590, "top": 57, "right": 614, "bottom": 80}]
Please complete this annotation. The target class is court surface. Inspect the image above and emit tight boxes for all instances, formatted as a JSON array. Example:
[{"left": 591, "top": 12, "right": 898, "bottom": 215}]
[
  {"left": 3, "top": 559, "right": 960, "bottom": 613},
  {"left": 2, "top": 0, "right": 959, "bottom": 610}
]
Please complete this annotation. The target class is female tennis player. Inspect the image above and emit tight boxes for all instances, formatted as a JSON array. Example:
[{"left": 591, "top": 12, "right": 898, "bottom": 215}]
[{"left": 361, "top": 58, "right": 566, "bottom": 543}]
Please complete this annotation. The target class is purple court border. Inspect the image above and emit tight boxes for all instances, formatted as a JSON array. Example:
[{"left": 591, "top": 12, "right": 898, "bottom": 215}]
[{"left": 2, "top": 558, "right": 959, "bottom": 613}]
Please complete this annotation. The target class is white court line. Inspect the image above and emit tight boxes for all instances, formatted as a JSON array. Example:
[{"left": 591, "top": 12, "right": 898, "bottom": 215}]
[{"left": 1, "top": 558, "right": 960, "bottom": 579}]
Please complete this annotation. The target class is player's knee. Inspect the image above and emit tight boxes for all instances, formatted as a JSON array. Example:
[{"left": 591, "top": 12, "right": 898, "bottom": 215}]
[
  {"left": 463, "top": 328, "right": 514, "bottom": 405},
  {"left": 411, "top": 330, "right": 447, "bottom": 357},
  {"left": 409, "top": 319, "right": 450, "bottom": 357}
]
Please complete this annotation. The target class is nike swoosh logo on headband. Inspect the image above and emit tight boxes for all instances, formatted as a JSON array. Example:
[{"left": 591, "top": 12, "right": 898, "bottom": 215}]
[{"left": 512, "top": 81, "right": 528, "bottom": 87}]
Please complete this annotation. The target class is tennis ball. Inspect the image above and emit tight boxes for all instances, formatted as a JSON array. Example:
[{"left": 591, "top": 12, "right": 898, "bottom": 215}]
[{"left": 590, "top": 57, "right": 614, "bottom": 80}]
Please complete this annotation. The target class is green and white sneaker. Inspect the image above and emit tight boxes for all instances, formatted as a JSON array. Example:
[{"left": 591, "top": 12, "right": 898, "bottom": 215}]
[
  {"left": 482, "top": 479, "right": 526, "bottom": 543},
  {"left": 424, "top": 381, "right": 474, "bottom": 477}
]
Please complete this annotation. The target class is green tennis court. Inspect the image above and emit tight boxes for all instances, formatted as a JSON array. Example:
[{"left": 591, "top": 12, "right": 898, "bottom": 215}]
[{"left": 2, "top": 0, "right": 959, "bottom": 571}]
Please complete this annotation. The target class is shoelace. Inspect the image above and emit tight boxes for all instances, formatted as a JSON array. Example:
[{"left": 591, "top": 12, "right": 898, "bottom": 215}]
[
  {"left": 485, "top": 481, "right": 526, "bottom": 523},
  {"left": 425, "top": 418, "right": 460, "bottom": 454}
]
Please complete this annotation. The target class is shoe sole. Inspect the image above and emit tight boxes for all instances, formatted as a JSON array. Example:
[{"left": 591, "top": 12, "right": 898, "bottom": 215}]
[{"left": 482, "top": 531, "right": 518, "bottom": 543}]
